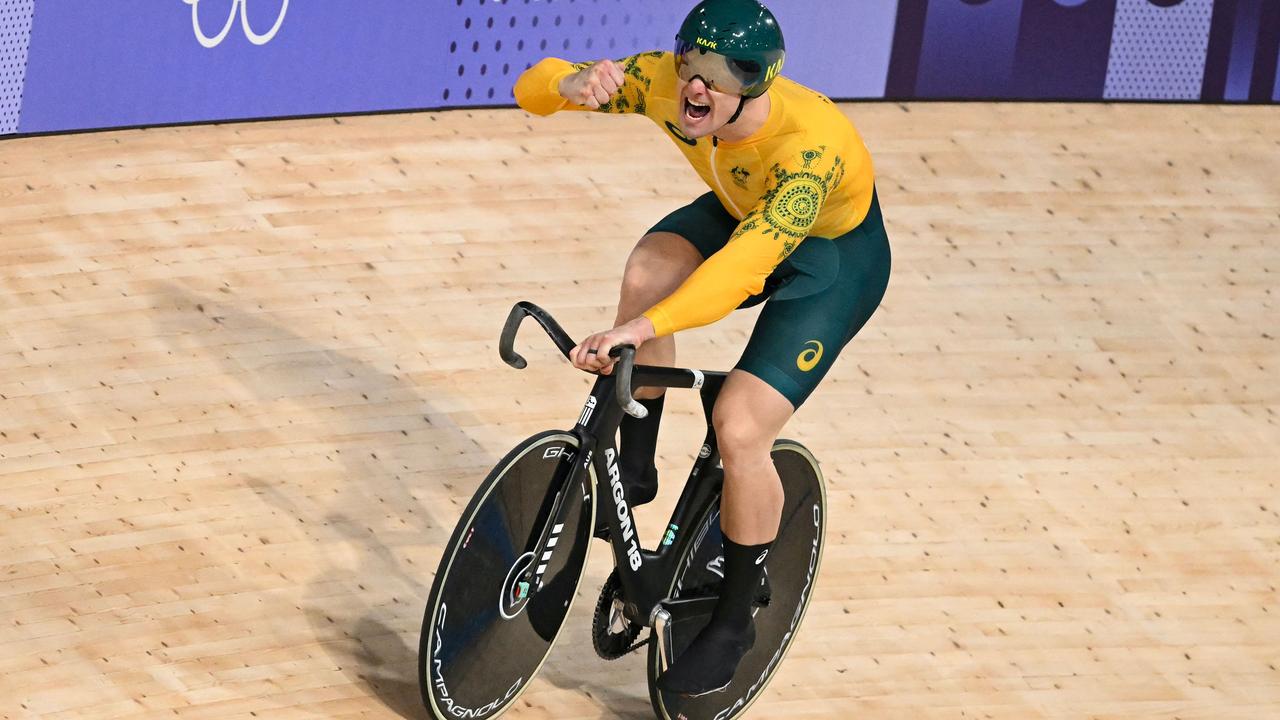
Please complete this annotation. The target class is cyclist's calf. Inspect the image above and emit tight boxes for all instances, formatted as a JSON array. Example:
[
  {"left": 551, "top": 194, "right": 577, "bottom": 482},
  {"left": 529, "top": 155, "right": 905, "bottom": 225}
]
[{"left": 712, "top": 370, "right": 793, "bottom": 544}]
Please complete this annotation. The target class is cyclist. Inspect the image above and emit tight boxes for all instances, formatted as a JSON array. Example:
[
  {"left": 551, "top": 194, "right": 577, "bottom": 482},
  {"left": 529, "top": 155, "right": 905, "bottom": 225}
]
[{"left": 515, "top": 0, "right": 891, "bottom": 697}]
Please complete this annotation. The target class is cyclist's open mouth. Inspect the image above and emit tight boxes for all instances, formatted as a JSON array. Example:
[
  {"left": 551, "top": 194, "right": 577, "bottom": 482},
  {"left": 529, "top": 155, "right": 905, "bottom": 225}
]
[{"left": 684, "top": 98, "right": 711, "bottom": 122}]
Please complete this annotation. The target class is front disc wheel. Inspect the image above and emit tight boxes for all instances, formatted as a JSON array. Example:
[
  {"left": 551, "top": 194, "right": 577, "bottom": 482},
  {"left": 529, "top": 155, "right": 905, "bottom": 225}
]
[{"left": 419, "top": 431, "right": 595, "bottom": 720}]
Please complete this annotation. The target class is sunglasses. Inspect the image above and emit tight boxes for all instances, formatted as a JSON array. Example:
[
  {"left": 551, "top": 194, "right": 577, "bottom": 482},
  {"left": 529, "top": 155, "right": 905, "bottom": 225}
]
[{"left": 673, "top": 39, "right": 763, "bottom": 97}]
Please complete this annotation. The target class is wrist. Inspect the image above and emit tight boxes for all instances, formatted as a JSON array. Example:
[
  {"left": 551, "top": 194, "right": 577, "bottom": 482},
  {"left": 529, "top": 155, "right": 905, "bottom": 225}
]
[
  {"left": 630, "top": 316, "right": 657, "bottom": 343},
  {"left": 555, "top": 68, "right": 578, "bottom": 100}
]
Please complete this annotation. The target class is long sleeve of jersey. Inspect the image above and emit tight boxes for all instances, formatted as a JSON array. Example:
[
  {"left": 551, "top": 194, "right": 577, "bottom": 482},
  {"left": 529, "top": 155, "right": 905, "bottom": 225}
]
[
  {"left": 513, "top": 58, "right": 577, "bottom": 116},
  {"left": 645, "top": 147, "right": 849, "bottom": 337},
  {"left": 514, "top": 52, "right": 665, "bottom": 118}
]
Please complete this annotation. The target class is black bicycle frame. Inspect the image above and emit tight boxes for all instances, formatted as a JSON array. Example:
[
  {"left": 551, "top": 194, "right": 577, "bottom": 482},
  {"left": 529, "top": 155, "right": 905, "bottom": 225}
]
[{"left": 499, "top": 301, "right": 728, "bottom": 626}]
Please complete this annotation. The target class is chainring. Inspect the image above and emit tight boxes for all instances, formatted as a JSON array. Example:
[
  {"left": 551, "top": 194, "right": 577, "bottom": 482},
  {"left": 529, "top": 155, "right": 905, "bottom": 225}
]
[{"left": 591, "top": 570, "right": 647, "bottom": 660}]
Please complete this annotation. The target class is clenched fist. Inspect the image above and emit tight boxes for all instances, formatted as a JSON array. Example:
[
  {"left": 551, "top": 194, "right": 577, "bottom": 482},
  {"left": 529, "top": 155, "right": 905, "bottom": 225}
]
[{"left": 558, "top": 59, "right": 627, "bottom": 109}]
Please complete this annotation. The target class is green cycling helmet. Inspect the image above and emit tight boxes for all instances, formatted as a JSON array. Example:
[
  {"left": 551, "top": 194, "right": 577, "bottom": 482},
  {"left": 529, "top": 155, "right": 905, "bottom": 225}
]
[{"left": 675, "top": 0, "right": 786, "bottom": 99}]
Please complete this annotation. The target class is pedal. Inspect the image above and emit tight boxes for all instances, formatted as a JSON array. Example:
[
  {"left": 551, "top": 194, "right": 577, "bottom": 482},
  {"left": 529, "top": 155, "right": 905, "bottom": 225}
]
[{"left": 649, "top": 596, "right": 719, "bottom": 673}]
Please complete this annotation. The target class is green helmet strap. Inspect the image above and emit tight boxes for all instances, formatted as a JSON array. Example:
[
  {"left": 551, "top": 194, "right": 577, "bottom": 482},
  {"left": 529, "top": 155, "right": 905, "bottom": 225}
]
[{"left": 726, "top": 95, "right": 748, "bottom": 125}]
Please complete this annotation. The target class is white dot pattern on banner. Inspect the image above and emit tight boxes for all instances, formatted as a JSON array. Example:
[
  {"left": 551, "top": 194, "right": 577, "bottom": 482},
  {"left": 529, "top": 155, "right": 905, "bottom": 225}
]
[
  {"left": 1103, "top": 0, "right": 1214, "bottom": 101},
  {"left": 0, "top": 0, "right": 35, "bottom": 134},
  {"left": 441, "top": 0, "right": 687, "bottom": 105}
]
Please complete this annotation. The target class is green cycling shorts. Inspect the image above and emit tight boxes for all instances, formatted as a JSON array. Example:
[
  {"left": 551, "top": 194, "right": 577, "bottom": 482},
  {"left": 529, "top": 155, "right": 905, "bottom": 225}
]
[{"left": 647, "top": 189, "right": 891, "bottom": 408}]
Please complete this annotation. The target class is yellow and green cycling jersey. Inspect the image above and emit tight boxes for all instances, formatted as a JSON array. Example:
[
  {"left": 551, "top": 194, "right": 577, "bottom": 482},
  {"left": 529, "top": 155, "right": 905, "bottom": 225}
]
[{"left": 515, "top": 51, "right": 877, "bottom": 338}]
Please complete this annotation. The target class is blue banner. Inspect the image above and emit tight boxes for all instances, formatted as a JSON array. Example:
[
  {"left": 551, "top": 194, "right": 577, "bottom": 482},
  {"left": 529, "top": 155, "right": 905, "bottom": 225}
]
[{"left": 5, "top": 0, "right": 1278, "bottom": 136}]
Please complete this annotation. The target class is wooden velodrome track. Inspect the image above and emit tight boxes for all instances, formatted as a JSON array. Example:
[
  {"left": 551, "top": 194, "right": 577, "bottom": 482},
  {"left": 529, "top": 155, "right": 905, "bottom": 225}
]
[{"left": 1, "top": 101, "right": 1277, "bottom": 720}]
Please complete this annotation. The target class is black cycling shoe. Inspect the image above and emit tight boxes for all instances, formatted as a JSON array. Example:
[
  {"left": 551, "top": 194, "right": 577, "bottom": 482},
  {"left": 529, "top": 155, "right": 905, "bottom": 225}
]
[
  {"left": 593, "top": 464, "right": 658, "bottom": 540},
  {"left": 656, "top": 619, "right": 756, "bottom": 697}
]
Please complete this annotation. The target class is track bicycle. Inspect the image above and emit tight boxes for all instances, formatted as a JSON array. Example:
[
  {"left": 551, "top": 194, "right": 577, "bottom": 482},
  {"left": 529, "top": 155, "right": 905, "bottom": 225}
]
[{"left": 419, "top": 301, "right": 827, "bottom": 720}]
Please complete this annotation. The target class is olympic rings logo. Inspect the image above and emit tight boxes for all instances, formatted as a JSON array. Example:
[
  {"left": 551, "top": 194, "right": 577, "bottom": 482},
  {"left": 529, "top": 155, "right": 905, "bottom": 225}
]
[{"left": 183, "top": 0, "right": 289, "bottom": 48}]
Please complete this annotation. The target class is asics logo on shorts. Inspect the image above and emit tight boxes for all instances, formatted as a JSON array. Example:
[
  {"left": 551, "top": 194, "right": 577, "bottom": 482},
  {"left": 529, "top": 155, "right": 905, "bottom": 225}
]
[{"left": 796, "top": 340, "right": 824, "bottom": 372}]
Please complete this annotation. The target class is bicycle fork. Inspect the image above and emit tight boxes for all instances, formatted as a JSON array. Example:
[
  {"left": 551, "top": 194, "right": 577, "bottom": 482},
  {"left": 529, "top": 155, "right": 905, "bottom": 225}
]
[{"left": 516, "top": 438, "right": 594, "bottom": 599}]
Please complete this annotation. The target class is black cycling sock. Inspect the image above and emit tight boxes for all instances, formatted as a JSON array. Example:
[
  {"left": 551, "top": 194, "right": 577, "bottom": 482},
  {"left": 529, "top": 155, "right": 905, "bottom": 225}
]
[
  {"left": 657, "top": 535, "right": 773, "bottom": 696},
  {"left": 712, "top": 535, "right": 772, "bottom": 630},
  {"left": 619, "top": 394, "right": 664, "bottom": 506}
]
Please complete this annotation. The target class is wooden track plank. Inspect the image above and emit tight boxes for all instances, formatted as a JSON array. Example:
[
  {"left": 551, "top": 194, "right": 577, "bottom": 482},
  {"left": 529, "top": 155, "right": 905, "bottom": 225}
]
[{"left": 1, "top": 102, "right": 1277, "bottom": 719}]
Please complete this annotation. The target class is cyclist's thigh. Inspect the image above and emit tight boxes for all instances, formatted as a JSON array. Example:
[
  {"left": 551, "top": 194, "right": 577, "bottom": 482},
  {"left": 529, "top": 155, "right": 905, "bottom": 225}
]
[
  {"left": 645, "top": 191, "right": 740, "bottom": 261},
  {"left": 735, "top": 191, "right": 892, "bottom": 409},
  {"left": 645, "top": 191, "right": 786, "bottom": 310},
  {"left": 620, "top": 193, "right": 740, "bottom": 315}
]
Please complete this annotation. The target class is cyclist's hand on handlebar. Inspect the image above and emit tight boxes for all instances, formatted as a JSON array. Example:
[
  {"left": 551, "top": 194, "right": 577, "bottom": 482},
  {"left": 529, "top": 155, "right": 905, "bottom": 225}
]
[
  {"left": 570, "top": 317, "right": 656, "bottom": 375},
  {"left": 558, "top": 59, "right": 626, "bottom": 109}
]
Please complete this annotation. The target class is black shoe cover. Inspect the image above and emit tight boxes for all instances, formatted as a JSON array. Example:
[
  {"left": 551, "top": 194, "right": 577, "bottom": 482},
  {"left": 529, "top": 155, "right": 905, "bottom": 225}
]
[{"left": 656, "top": 619, "right": 755, "bottom": 697}]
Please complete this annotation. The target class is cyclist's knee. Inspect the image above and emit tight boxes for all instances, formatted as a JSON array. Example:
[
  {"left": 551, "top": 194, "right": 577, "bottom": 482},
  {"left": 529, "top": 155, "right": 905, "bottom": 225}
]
[
  {"left": 618, "top": 265, "right": 663, "bottom": 305},
  {"left": 633, "top": 231, "right": 702, "bottom": 264},
  {"left": 618, "top": 232, "right": 702, "bottom": 317},
  {"left": 712, "top": 410, "right": 771, "bottom": 466},
  {"left": 713, "top": 371, "right": 793, "bottom": 466}
]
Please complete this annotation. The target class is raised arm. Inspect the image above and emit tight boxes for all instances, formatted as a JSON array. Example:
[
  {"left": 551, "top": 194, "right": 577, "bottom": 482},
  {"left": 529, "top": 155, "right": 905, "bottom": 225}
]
[{"left": 514, "top": 51, "right": 667, "bottom": 117}]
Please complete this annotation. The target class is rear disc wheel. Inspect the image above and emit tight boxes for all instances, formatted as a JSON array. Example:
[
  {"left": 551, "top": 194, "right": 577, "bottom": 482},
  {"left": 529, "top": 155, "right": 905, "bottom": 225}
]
[{"left": 647, "top": 440, "right": 826, "bottom": 720}]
